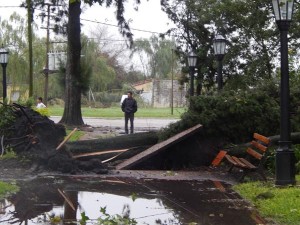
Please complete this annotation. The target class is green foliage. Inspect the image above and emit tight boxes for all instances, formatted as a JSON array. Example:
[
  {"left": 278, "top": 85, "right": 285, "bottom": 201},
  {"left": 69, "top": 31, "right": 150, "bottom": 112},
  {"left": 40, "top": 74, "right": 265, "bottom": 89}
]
[
  {"left": 233, "top": 177, "right": 300, "bottom": 225},
  {"left": 292, "top": 145, "right": 300, "bottom": 174},
  {"left": 66, "top": 129, "right": 84, "bottom": 142},
  {"left": 131, "top": 36, "right": 179, "bottom": 79},
  {"left": 97, "top": 206, "right": 137, "bottom": 225},
  {"left": 0, "top": 148, "right": 17, "bottom": 159},
  {"left": 17, "top": 97, "right": 35, "bottom": 108},
  {"left": 34, "top": 107, "right": 50, "bottom": 117},
  {"left": 130, "top": 193, "right": 137, "bottom": 202},
  {"left": 160, "top": 83, "right": 282, "bottom": 143},
  {"left": 265, "top": 145, "right": 300, "bottom": 174},
  {"left": 47, "top": 214, "right": 62, "bottom": 224},
  {"left": 0, "top": 181, "right": 19, "bottom": 199},
  {"left": 0, "top": 104, "right": 16, "bottom": 137},
  {"left": 80, "top": 212, "right": 90, "bottom": 225}
]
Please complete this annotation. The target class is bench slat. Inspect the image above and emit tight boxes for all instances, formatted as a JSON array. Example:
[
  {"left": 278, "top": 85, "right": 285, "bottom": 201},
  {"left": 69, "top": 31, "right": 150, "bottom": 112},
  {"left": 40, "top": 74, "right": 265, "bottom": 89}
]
[
  {"left": 213, "top": 133, "right": 270, "bottom": 181},
  {"left": 247, "top": 147, "right": 263, "bottom": 160},
  {"left": 231, "top": 156, "right": 247, "bottom": 168},
  {"left": 251, "top": 140, "right": 267, "bottom": 152},
  {"left": 254, "top": 133, "right": 270, "bottom": 145},
  {"left": 239, "top": 157, "right": 257, "bottom": 169},
  {"left": 225, "top": 155, "right": 238, "bottom": 166}
]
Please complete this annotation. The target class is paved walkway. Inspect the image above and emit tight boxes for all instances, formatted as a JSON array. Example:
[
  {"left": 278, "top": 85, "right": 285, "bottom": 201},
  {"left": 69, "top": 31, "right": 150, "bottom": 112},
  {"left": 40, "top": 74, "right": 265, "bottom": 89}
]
[{"left": 50, "top": 116, "right": 179, "bottom": 130}]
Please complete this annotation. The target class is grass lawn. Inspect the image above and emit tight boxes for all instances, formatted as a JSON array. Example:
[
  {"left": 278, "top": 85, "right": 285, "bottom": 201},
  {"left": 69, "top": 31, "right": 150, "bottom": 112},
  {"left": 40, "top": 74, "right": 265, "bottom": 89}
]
[
  {"left": 233, "top": 175, "right": 300, "bottom": 225},
  {"left": 48, "top": 106, "right": 186, "bottom": 118}
]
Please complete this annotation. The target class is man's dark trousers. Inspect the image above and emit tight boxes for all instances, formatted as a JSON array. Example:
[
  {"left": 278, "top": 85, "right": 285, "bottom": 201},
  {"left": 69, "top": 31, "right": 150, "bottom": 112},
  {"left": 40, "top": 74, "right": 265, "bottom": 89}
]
[{"left": 125, "top": 112, "right": 134, "bottom": 134}]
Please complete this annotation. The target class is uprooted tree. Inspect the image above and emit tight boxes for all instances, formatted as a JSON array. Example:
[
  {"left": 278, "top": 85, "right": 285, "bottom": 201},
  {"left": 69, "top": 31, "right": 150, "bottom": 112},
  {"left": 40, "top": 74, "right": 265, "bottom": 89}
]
[{"left": 0, "top": 103, "right": 109, "bottom": 173}]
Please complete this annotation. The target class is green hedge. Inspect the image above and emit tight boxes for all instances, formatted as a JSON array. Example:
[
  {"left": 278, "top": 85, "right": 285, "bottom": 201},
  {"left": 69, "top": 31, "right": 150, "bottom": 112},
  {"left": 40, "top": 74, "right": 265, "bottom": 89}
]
[{"left": 160, "top": 81, "right": 300, "bottom": 144}]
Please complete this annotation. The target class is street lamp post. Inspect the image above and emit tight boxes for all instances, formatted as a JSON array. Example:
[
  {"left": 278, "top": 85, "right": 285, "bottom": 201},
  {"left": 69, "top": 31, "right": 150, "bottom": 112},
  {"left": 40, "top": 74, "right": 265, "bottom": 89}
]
[
  {"left": 0, "top": 45, "right": 9, "bottom": 100},
  {"left": 213, "top": 35, "right": 226, "bottom": 90},
  {"left": 187, "top": 50, "right": 198, "bottom": 96},
  {"left": 272, "top": 0, "right": 296, "bottom": 185}
]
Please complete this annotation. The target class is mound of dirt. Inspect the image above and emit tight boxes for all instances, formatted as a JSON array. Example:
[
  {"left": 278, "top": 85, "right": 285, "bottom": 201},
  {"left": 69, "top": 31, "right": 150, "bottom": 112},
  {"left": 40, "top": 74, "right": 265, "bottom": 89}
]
[{"left": 1, "top": 103, "right": 108, "bottom": 175}]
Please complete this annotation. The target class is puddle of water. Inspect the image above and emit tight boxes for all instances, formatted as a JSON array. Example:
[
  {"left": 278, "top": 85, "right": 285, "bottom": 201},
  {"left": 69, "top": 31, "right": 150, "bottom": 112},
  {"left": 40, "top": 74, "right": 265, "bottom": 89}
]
[{"left": 0, "top": 176, "right": 263, "bottom": 225}]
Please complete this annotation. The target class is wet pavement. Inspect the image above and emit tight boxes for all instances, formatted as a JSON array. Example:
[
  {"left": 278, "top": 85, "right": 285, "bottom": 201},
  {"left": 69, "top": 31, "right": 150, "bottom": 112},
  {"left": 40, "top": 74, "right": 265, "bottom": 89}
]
[
  {"left": 0, "top": 170, "right": 268, "bottom": 225},
  {"left": 50, "top": 116, "right": 179, "bottom": 131}
]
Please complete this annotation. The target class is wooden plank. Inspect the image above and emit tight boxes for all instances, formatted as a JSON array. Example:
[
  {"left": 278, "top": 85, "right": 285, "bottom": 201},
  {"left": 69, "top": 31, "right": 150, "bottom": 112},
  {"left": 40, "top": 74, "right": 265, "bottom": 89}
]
[
  {"left": 72, "top": 149, "right": 129, "bottom": 159},
  {"left": 239, "top": 158, "right": 256, "bottom": 169},
  {"left": 116, "top": 124, "right": 203, "bottom": 170},
  {"left": 56, "top": 127, "right": 78, "bottom": 151},
  {"left": 211, "top": 150, "right": 227, "bottom": 167},
  {"left": 246, "top": 147, "right": 262, "bottom": 160},
  {"left": 251, "top": 140, "right": 267, "bottom": 152},
  {"left": 212, "top": 180, "right": 226, "bottom": 192},
  {"left": 225, "top": 155, "right": 238, "bottom": 166},
  {"left": 57, "top": 188, "right": 76, "bottom": 211},
  {"left": 253, "top": 133, "right": 270, "bottom": 145},
  {"left": 231, "top": 156, "right": 247, "bottom": 168}
]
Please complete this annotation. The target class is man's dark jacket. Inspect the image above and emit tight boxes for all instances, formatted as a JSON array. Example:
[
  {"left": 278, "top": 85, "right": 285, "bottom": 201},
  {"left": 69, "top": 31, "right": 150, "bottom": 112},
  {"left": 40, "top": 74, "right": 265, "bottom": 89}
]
[{"left": 121, "top": 97, "right": 137, "bottom": 114}]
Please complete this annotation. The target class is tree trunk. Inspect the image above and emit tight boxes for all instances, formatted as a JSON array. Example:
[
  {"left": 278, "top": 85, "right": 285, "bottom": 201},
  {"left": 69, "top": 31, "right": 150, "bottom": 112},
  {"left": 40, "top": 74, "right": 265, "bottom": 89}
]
[
  {"left": 60, "top": 1, "right": 84, "bottom": 126},
  {"left": 27, "top": 0, "right": 33, "bottom": 97},
  {"left": 66, "top": 131, "right": 159, "bottom": 154}
]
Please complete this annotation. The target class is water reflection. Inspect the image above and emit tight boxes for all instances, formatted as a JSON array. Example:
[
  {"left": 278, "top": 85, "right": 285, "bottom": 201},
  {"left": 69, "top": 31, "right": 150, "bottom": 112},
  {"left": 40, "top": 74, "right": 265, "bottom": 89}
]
[{"left": 0, "top": 176, "right": 261, "bottom": 225}]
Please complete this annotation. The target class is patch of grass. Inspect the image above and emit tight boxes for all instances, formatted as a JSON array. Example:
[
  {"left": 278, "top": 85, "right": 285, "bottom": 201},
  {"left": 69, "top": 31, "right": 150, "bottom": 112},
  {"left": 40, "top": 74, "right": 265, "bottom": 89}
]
[
  {"left": 0, "top": 148, "right": 17, "bottom": 159},
  {"left": 66, "top": 129, "right": 85, "bottom": 142},
  {"left": 49, "top": 107, "right": 185, "bottom": 118},
  {"left": 0, "top": 181, "right": 19, "bottom": 199},
  {"left": 233, "top": 175, "right": 300, "bottom": 225}
]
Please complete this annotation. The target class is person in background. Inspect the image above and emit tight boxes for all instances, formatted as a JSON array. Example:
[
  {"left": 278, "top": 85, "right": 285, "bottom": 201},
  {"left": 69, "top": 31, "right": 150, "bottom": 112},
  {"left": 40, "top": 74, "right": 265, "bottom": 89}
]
[
  {"left": 121, "top": 91, "right": 137, "bottom": 134},
  {"left": 36, "top": 97, "right": 46, "bottom": 108}
]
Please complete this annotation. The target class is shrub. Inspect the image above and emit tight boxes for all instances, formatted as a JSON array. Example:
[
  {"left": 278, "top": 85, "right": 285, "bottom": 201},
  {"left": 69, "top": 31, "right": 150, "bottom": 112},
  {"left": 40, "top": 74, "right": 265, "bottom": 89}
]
[
  {"left": 35, "top": 107, "right": 50, "bottom": 117},
  {"left": 160, "top": 86, "right": 281, "bottom": 143},
  {"left": 0, "top": 104, "right": 16, "bottom": 137}
]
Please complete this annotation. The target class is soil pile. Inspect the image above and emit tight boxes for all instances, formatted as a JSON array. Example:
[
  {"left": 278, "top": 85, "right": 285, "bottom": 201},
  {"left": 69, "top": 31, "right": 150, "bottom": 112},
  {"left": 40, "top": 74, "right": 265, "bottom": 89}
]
[{"left": 1, "top": 103, "right": 108, "bottom": 174}]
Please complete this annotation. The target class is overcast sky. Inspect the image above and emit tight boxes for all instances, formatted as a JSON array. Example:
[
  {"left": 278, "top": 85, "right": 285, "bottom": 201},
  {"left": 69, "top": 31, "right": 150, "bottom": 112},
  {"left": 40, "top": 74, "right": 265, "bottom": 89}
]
[{"left": 0, "top": 0, "right": 174, "bottom": 40}]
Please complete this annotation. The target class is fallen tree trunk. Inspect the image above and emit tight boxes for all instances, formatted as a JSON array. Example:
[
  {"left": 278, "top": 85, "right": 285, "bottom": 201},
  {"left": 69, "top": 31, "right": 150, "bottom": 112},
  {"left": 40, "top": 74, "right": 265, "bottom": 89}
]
[{"left": 65, "top": 131, "right": 158, "bottom": 155}]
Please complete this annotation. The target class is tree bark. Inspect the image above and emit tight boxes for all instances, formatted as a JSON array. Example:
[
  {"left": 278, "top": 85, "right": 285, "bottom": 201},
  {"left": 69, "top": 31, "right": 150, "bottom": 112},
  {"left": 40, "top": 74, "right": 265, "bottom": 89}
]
[
  {"left": 27, "top": 0, "right": 33, "bottom": 97},
  {"left": 66, "top": 131, "right": 159, "bottom": 154},
  {"left": 60, "top": 1, "right": 84, "bottom": 126}
]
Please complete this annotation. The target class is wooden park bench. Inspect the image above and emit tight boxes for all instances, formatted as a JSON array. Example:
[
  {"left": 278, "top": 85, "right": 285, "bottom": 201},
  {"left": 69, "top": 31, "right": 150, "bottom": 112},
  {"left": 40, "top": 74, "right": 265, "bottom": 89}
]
[{"left": 211, "top": 133, "right": 271, "bottom": 181}]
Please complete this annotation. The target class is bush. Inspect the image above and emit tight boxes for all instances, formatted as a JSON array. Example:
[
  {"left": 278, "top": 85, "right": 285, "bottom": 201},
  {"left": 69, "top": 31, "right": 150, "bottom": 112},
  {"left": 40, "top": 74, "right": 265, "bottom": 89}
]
[
  {"left": 35, "top": 107, "right": 50, "bottom": 117},
  {"left": 160, "top": 86, "right": 281, "bottom": 143},
  {"left": 0, "top": 104, "right": 16, "bottom": 137}
]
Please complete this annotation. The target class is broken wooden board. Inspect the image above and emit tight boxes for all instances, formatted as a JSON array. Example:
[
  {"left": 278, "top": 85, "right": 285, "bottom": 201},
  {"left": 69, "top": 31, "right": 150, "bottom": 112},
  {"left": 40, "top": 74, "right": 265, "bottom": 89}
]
[{"left": 116, "top": 124, "right": 203, "bottom": 170}]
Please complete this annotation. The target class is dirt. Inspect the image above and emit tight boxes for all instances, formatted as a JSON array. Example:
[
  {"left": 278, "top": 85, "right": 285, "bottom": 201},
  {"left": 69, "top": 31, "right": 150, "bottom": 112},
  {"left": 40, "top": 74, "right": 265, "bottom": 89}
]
[
  {"left": 0, "top": 125, "right": 255, "bottom": 184},
  {"left": 0, "top": 125, "right": 153, "bottom": 181}
]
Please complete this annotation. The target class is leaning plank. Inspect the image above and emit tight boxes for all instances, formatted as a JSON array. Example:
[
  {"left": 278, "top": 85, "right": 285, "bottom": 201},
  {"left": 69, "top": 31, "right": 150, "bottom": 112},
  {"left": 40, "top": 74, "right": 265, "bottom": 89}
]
[
  {"left": 57, "top": 188, "right": 76, "bottom": 211},
  {"left": 116, "top": 124, "right": 203, "bottom": 170},
  {"left": 56, "top": 127, "right": 78, "bottom": 150},
  {"left": 72, "top": 149, "right": 129, "bottom": 159}
]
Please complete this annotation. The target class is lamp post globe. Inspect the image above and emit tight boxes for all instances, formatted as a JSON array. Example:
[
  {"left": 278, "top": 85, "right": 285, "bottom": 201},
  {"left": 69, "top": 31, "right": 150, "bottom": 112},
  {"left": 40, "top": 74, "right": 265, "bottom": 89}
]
[
  {"left": 272, "top": 0, "right": 296, "bottom": 185},
  {"left": 187, "top": 50, "right": 197, "bottom": 96},
  {"left": 213, "top": 35, "right": 226, "bottom": 90},
  {"left": 0, "top": 45, "right": 9, "bottom": 100}
]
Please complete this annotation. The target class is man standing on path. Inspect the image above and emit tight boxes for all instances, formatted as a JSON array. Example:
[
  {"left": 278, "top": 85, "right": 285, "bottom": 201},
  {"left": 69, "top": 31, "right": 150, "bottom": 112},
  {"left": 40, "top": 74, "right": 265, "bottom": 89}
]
[{"left": 121, "top": 91, "right": 137, "bottom": 134}]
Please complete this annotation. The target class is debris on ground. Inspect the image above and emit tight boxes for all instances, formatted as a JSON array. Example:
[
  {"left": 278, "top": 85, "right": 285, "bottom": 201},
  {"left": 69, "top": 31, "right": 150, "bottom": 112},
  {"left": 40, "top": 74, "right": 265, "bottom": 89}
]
[{"left": 0, "top": 103, "right": 108, "bottom": 174}]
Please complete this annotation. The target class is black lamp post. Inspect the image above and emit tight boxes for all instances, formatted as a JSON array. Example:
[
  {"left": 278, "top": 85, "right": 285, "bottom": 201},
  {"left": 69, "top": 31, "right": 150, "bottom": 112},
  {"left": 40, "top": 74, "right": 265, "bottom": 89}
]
[
  {"left": 187, "top": 50, "right": 198, "bottom": 96},
  {"left": 272, "top": 0, "right": 296, "bottom": 185},
  {"left": 0, "top": 45, "right": 9, "bottom": 100},
  {"left": 213, "top": 35, "right": 226, "bottom": 90}
]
